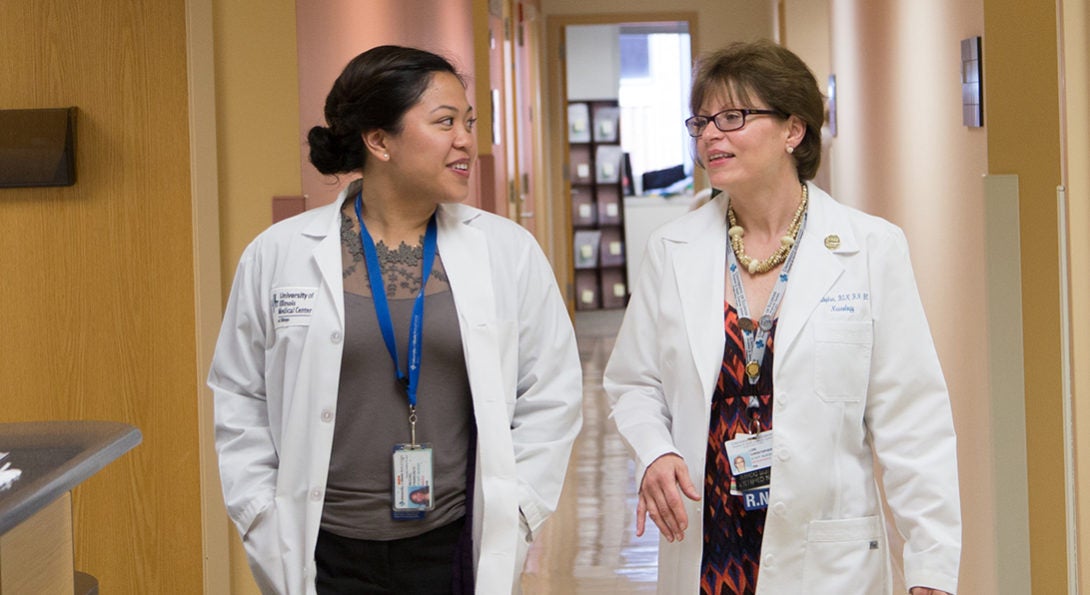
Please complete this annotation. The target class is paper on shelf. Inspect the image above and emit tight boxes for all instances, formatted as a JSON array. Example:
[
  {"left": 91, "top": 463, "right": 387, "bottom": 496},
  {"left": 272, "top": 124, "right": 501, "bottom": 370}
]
[{"left": 0, "top": 452, "right": 22, "bottom": 491}]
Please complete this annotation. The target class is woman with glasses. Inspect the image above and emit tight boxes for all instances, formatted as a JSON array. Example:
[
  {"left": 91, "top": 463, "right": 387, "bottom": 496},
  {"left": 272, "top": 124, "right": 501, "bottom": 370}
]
[{"left": 604, "top": 40, "right": 959, "bottom": 595}]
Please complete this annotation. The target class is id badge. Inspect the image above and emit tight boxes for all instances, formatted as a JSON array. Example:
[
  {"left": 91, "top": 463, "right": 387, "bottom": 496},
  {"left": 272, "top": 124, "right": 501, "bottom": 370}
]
[
  {"left": 742, "top": 487, "right": 770, "bottom": 511},
  {"left": 725, "top": 431, "right": 774, "bottom": 506},
  {"left": 392, "top": 444, "right": 434, "bottom": 520}
]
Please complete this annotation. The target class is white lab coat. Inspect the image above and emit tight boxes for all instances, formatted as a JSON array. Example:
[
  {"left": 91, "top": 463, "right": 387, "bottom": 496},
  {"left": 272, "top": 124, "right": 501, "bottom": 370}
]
[
  {"left": 604, "top": 183, "right": 960, "bottom": 594},
  {"left": 208, "top": 187, "right": 583, "bottom": 595}
]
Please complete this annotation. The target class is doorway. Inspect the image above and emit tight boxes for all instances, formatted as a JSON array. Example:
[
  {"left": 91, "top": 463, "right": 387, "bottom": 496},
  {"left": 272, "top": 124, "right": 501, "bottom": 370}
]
[{"left": 545, "top": 12, "right": 699, "bottom": 317}]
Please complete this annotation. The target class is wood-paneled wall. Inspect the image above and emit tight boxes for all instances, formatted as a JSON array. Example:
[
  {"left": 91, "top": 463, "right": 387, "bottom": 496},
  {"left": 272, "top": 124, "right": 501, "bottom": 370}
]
[
  {"left": 0, "top": 0, "right": 204, "bottom": 592},
  {"left": 983, "top": 0, "right": 1068, "bottom": 592}
]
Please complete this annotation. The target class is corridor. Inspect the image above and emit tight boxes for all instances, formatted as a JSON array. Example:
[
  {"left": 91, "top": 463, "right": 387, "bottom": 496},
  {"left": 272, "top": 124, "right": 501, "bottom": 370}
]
[{"left": 521, "top": 309, "right": 659, "bottom": 594}]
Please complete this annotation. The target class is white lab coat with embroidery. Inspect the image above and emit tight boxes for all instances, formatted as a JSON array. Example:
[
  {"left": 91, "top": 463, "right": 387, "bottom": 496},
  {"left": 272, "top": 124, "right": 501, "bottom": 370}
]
[
  {"left": 209, "top": 186, "right": 582, "bottom": 595},
  {"left": 604, "top": 183, "right": 960, "bottom": 594}
]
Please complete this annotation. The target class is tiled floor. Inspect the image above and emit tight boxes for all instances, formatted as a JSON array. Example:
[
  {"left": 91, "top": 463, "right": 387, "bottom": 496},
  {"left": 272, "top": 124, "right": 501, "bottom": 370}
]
[{"left": 521, "top": 309, "right": 659, "bottom": 594}]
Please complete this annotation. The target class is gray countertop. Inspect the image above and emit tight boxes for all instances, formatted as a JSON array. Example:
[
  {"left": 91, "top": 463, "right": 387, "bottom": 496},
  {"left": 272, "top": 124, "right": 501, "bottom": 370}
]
[{"left": 0, "top": 421, "right": 141, "bottom": 536}]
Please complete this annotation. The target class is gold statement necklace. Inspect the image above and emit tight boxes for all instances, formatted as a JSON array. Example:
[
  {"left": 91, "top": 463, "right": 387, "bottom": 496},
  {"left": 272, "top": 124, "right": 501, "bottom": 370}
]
[{"left": 727, "top": 184, "right": 809, "bottom": 275}]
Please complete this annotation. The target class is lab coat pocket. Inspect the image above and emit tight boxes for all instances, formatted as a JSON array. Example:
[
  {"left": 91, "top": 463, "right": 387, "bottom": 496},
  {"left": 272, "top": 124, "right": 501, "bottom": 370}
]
[
  {"left": 803, "top": 515, "right": 886, "bottom": 594},
  {"left": 813, "top": 320, "right": 873, "bottom": 402},
  {"left": 241, "top": 500, "right": 286, "bottom": 594}
]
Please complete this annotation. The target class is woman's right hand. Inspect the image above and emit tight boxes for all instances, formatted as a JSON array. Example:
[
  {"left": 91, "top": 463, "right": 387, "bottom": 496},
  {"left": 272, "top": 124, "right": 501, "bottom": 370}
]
[{"left": 637, "top": 453, "right": 702, "bottom": 542}]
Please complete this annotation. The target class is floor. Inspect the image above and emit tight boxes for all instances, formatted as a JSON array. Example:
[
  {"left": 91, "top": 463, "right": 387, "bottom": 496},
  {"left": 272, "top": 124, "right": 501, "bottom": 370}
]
[{"left": 520, "top": 309, "right": 659, "bottom": 594}]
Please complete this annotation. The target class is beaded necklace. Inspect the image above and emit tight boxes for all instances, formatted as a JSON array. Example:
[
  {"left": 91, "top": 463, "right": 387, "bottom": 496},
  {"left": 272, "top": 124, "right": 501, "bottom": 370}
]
[{"left": 727, "top": 184, "right": 809, "bottom": 275}]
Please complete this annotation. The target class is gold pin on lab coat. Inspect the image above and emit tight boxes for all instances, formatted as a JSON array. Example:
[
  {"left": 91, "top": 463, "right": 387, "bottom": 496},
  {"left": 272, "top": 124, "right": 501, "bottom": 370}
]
[{"left": 824, "top": 234, "right": 841, "bottom": 250}]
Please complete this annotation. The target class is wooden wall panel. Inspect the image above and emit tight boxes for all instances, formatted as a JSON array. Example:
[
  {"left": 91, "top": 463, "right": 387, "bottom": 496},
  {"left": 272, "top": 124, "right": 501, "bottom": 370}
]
[
  {"left": 983, "top": 0, "right": 1067, "bottom": 592},
  {"left": 0, "top": 0, "right": 203, "bottom": 592}
]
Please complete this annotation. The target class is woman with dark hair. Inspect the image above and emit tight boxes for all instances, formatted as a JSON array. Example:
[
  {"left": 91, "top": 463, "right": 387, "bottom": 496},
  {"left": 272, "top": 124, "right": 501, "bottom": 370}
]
[
  {"left": 605, "top": 40, "right": 960, "bottom": 594},
  {"left": 209, "top": 45, "right": 582, "bottom": 595}
]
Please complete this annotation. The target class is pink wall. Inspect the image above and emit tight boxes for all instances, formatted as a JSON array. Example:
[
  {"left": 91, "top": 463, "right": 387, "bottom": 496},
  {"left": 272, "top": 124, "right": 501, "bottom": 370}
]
[
  {"left": 295, "top": 0, "right": 476, "bottom": 207},
  {"left": 829, "top": 0, "right": 994, "bottom": 592}
]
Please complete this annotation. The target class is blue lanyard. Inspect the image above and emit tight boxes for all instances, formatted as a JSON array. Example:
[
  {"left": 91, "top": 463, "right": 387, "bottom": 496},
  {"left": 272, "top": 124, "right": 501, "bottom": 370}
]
[{"left": 354, "top": 193, "right": 437, "bottom": 410}]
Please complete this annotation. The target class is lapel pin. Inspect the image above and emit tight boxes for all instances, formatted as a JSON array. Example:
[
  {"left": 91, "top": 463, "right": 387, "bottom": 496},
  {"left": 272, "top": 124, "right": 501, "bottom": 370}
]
[{"left": 824, "top": 234, "right": 841, "bottom": 250}]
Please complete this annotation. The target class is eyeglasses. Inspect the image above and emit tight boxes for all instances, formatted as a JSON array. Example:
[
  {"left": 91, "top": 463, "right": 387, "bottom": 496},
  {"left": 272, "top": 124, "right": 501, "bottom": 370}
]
[{"left": 684, "top": 108, "right": 786, "bottom": 137}]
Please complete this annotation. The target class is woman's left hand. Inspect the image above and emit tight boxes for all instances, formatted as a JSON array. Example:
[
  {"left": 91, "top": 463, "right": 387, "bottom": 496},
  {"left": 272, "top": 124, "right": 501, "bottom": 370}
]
[{"left": 909, "top": 588, "right": 951, "bottom": 595}]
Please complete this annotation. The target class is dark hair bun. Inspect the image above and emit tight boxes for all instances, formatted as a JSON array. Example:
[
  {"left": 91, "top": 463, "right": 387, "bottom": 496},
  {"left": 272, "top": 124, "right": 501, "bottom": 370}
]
[{"left": 307, "top": 125, "right": 363, "bottom": 175}]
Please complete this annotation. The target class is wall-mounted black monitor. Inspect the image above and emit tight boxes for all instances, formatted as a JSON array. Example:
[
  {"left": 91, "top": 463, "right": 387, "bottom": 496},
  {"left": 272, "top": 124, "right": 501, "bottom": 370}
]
[{"left": 0, "top": 107, "right": 77, "bottom": 188}]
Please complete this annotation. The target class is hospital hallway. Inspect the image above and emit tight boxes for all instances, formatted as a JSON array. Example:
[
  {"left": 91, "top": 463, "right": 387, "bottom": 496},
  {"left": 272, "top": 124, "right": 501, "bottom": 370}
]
[{"left": 520, "top": 309, "right": 660, "bottom": 594}]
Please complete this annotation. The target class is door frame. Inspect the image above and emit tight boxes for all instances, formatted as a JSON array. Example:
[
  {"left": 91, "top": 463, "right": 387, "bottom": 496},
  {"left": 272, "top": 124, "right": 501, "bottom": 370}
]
[{"left": 543, "top": 12, "right": 698, "bottom": 312}]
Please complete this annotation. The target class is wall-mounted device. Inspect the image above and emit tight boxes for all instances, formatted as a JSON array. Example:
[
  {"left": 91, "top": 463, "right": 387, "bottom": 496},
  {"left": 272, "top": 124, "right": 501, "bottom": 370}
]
[
  {"left": 0, "top": 107, "right": 77, "bottom": 188},
  {"left": 961, "top": 37, "right": 983, "bottom": 128}
]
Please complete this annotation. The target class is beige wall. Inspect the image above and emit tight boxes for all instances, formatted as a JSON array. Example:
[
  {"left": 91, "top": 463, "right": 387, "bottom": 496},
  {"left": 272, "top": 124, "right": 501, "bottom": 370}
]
[
  {"left": 782, "top": 0, "right": 830, "bottom": 84},
  {"left": 0, "top": 0, "right": 205, "bottom": 592},
  {"left": 983, "top": 0, "right": 1068, "bottom": 592},
  {"left": 781, "top": 0, "right": 832, "bottom": 191},
  {"left": 211, "top": 0, "right": 302, "bottom": 592},
  {"left": 295, "top": 0, "right": 477, "bottom": 208},
  {"left": 1063, "top": 0, "right": 1090, "bottom": 591},
  {"left": 827, "top": 0, "right": 995, "bottom": 592},
  {"left": 213, "top": 0, "right": 303, "bottom": 293}
]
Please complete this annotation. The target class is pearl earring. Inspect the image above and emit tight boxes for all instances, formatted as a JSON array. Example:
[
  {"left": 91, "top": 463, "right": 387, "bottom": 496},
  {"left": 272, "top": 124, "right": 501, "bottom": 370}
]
[
  {"left": 786, "top": 145, "right": 795, "bottom": 154},
  {"left": 383, "top": 152, "right": 389, "bottom": 159}
]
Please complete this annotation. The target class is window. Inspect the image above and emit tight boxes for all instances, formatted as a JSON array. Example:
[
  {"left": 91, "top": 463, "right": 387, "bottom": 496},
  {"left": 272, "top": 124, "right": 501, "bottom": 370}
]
[
  {"left": 619, "top": 34, "right": 650, "bottom": 79},
  {"left": 617, "top": 25, "right": 692, "bottom": 194},
  {"left": 566, "top": 22, "right": 693, "bottom": 195}
]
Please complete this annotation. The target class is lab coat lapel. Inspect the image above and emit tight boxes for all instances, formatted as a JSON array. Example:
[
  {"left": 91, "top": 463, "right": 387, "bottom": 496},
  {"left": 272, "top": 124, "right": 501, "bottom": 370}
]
[
  {"left": 435, "top": 204, "right": 521, "bottom": 590},
  {"left": 435, "top": 204, "right": 494, "bottom": 326},
  {"left": 776, "top": 184, "right": 854, "bottom": 357},
  {"left": 670, "top": 197, "right": 729, "bottom": 405},
  {"left": 303, "top": 199, "right": 347, "bottom": 326}
]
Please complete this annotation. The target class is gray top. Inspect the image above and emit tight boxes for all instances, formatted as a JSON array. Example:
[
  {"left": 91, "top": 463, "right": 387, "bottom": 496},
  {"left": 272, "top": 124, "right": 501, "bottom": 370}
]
[
  {"left": 322, "top": 209, "right": 473, "bottom": 540},
  {"left": 0, "top": 421, "right": 142, "bottom": 536}
]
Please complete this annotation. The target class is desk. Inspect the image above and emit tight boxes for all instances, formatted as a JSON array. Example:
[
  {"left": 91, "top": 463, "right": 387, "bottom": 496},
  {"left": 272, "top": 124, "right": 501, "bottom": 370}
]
[
  {"left": 0, "top": 421, "right": 141, "bottom": 594},
  {"left": 623, "top": 193, "right": 700, "bottom": 283}
]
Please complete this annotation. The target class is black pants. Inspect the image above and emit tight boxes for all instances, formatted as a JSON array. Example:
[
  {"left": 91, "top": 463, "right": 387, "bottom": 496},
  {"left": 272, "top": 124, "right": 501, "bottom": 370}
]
[{"left": 315, "top": 517, "right": 465, "bottom": 594}]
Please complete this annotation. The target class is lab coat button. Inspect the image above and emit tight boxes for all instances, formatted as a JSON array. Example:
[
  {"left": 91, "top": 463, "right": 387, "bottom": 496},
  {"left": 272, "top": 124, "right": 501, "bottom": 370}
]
[
  {"left": 776, "top": 449, "right": 790, "bottom": 461},
  {"left": 330, "top": 331, "right": 343, "bottom": 344},
  {"left": 320, "top": 409, "right": 333, "bottom": 422},
  {"left": 310, "top": 488, "right": 322, "bottom": 501},
  {"left": 773, "top": 501, "right": 787, "bottom": 516},
  {"left": 763, "top": 553, "right": 776, "bottom": 568}
]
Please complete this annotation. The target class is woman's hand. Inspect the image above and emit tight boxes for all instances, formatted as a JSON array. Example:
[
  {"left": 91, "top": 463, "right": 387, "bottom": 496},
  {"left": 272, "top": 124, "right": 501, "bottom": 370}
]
[
  {"left": 637, "top": 453, "right": 702, "bottom": 542},
  {"left": 909, "top": 588, "right": 951, "bottom": 595}
]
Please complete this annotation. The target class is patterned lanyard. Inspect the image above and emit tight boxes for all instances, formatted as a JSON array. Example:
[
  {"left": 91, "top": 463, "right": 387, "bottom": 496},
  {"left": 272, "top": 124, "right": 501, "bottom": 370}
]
[{"left": 726, "top": 210, "right": 808, "bottom": 394}]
